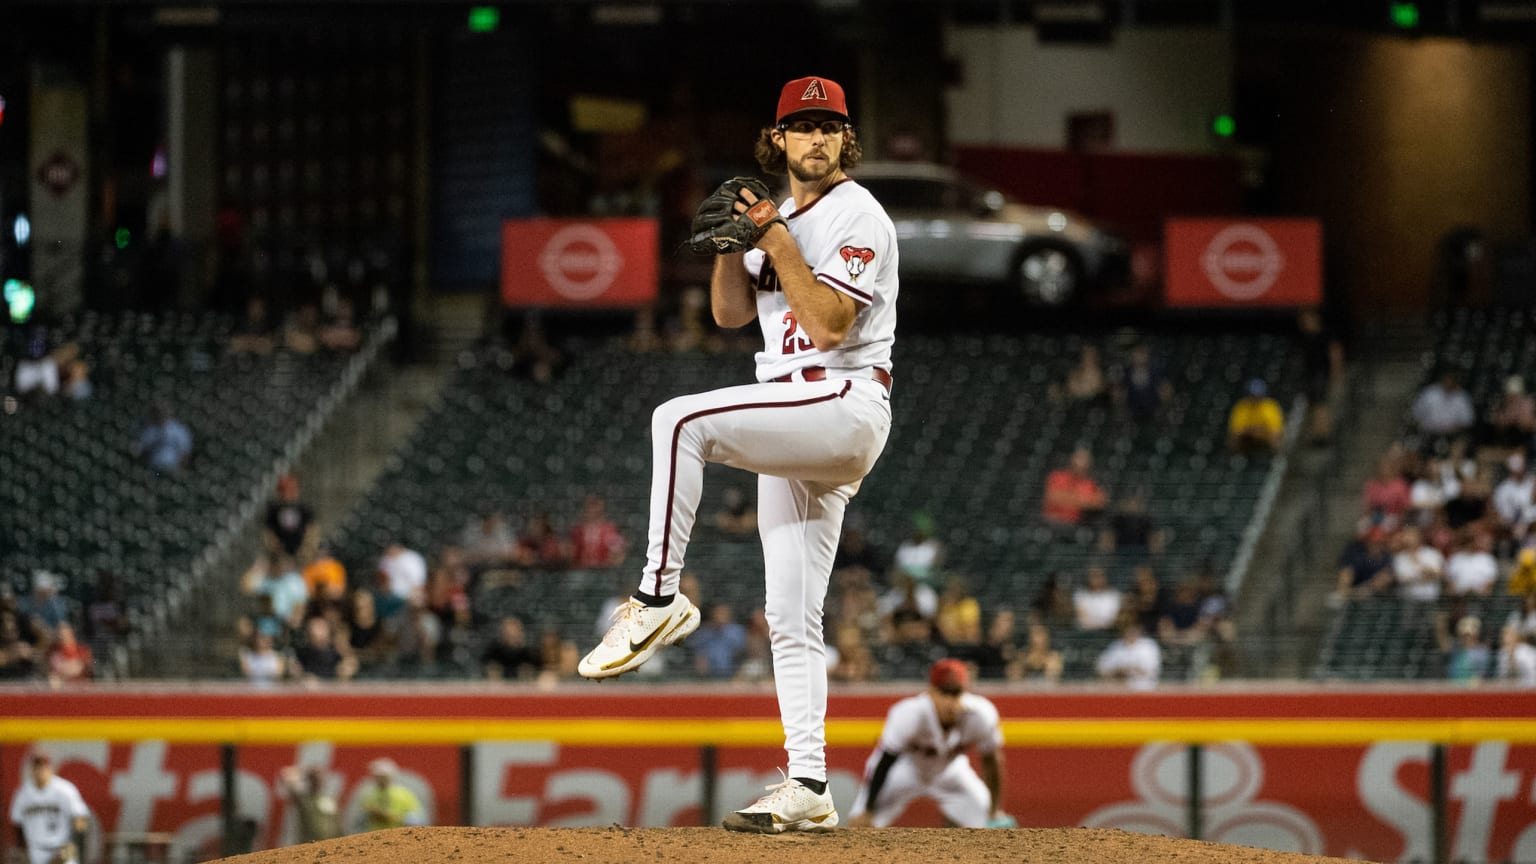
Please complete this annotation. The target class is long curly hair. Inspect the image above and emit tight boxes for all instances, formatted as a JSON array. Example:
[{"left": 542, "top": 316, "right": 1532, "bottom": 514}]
[{"left": 753, "top": 126, "right": 864, "bottom": 176}]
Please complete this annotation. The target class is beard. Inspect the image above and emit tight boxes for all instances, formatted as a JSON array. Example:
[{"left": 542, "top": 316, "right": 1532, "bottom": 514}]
[{"left": 787, "top": 151, "right": 838, "bottom": 184}]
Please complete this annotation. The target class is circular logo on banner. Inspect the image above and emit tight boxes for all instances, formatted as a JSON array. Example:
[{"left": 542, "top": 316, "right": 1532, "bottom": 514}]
[
  {"left": 1201, "top": 224, "right": 1285, "bottom": 300},
  {"left": 538, "top": 225, "right": 624, "bottom": 301},
  {"left": 36, "top": 150, "right": 81, "bottom": 199}
]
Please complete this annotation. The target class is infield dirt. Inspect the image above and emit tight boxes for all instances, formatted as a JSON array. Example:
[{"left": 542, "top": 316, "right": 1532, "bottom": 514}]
[{"left": 211, "top": 825, "right": 1381, "bottom": 864}]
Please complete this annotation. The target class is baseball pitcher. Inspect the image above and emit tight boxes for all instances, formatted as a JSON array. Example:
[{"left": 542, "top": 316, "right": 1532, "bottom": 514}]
[
  {"left": 848, "top": 659, "right": 1015, "bottom": 829},
  {"left": 578, "top": 74, "right": 897, "bottom": 834},
  {"left": 8, "top": 754, "right": 90, "bottom": 864}
]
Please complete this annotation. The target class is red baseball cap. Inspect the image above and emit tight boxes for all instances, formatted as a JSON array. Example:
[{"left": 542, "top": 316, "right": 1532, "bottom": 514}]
[
  {"left": 929, "top": 658, "right": 969, "bottom": 694},
  {"left": 776, "top": 76, "right": 849, "bottom": 124}
]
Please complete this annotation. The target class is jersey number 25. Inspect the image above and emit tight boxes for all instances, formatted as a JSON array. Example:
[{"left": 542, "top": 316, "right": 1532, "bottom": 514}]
[{"left": 781, "top": 311, "right": 814, "bottom": 354}]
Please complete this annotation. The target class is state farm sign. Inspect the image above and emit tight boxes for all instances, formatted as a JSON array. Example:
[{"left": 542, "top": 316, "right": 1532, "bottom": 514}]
[
  {"left": 502, "top": 218, "right": 657, "bottom": 307},
  {"left": 10, "top": 738, "right": 1536, "bottom": 862},
  {"left": 1164, "top": 218, "right": 1322, "bottom": 307}
]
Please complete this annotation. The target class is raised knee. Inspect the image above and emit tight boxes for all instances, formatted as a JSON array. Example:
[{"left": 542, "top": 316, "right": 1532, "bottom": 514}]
[{"left": 651, "top": 397, "right": 689, "bottom": 439}]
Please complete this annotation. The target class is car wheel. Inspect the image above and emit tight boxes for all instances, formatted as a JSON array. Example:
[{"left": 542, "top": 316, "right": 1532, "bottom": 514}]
[{"left": 1016, "top": 245, "right": 1081, "bottom": 307}]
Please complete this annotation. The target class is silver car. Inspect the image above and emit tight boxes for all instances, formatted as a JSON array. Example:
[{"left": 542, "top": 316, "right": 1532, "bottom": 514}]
[{"left": 852, "top": 161, "right": 1129, "bottom": 307}]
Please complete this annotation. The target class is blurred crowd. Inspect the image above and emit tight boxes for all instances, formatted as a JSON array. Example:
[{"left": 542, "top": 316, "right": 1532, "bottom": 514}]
[
  {"left": 46, "top": 324, "right": 1281, "bottom": 691},
  {"left": 0, "top": 568, "right": 126, "bottom": 686},
  {"left": 4, "top": 275, "right": 366, "bottom": 409},
  {"left": 816, "top": 511, "right": 1235, "bottom": 692},
  {"left": 0, "top": 293, "right": 375, "bottom": 687},
  {"left": 1333, "top": 369, "right": 1536, "bottom": 685},
  {"left": 233, "top": 476, "right": 629, "bottom": 687},
  {"left": 225, "top": 457, "right": 1240, "bottom": 691},
  {"left": 6, "top": 310, "right": 1315, "bottom": 691}
]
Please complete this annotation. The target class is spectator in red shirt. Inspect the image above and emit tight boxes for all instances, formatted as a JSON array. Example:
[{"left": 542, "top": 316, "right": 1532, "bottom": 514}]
[
  {"left": 514, "top": 512, "right": 569, "bottom": 570},
  {"left": 1043, "top": 447, "right": 1108, "bottom": 527},
  {"left": 570, "top": 495, "right": 627, "bottom": 568},
  {"left": 47, "top": 622, "right": 93, "bottom": 684},
  {"left": 1362, "top": 455, "right": 1412, "bottom": 520}
]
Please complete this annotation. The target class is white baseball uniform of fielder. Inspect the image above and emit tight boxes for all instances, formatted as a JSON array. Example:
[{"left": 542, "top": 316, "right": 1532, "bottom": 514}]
[
  {"left": 9, "top": 774, "right": 90, "bottom": 864},
  {"left": 640, "top": 177, "right": 897, "bottom": 781},
  {"left": 850, "top": 692, "right": 1004, "bottom": 828}
]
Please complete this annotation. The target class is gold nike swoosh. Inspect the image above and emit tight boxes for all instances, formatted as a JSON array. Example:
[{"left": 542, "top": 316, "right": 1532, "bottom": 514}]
[{"left": 771, "top": 811, "right": 836, "bottom": 824}]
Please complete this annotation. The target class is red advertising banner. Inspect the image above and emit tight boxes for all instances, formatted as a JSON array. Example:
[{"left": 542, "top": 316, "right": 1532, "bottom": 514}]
[
  {"left": 1164, "top": 218, "right": 1322, "bottom": 307},
  {"left": 500, "top": 218, "right": 658, "bottom": 308},
  {"left": 6, "top": 688, "right": 1536, "bottom": 862},
  {"left": 10, "top": 739, "right": 1536, "bottom": 861}
]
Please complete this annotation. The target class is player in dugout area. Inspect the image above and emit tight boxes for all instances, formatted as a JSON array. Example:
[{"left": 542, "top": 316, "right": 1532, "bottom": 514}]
[{"left": 847, "top": 659, "right": 1015, "bottom": 829}]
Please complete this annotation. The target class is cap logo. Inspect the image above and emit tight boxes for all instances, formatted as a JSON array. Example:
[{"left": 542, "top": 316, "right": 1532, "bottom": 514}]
[{"left": 802, "top": 78, "right": 828, "bottom": 103}]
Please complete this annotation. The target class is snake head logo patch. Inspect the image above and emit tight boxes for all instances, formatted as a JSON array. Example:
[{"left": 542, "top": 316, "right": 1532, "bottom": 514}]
[{"left": 840, "top": 246, "right": 875, "bottom": 281}]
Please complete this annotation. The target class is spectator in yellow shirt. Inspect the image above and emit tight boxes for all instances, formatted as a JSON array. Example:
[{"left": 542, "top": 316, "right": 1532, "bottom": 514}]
[
  {"left": 1509, "top": 547, "right": 1536, "bottom": 598},
  {"left": 935, "top": 577, "right": 982, "bottom": 647},
  {"left": 1228, "top": 379, "right": 1285, "bottom": 454},
  {"left": 359, "top": 758, "right": 424, "bottom": 832}
]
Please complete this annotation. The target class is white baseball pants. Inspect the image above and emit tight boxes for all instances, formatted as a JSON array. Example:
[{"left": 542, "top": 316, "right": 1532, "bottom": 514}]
[
  {"left": 850, "top": 755, "right": 992, "bottom": 828},
  {"left": 640, "top": 374, "right": 892, "bottom": 780},
  {"left": 25, "top": 846, "right": 78, "bottom": 864}
]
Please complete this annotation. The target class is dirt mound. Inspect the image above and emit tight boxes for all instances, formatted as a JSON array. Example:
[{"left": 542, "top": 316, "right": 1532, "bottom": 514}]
[{"left": 211, "top": 825, "right": 1377, "bottom": 864}]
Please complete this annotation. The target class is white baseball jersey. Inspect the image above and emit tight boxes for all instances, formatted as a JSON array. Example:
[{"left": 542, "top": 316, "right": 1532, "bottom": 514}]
[
  {"left": 636, "top": 173, "right": 898, "bottom": 786},
  {"left": 9, "top": 775, "right": 89, "bottom": 864},
  {"left": 745, "top": 179, "right": 897, "bottom": 382},
  {"left": 850, "top": 692, "right": 1003, "bottom": 828}
]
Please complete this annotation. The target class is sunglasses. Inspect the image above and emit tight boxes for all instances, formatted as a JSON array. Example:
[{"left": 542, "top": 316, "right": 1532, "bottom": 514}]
[{"left": 777, "top": 119, "right": 850, "bottom": 137}]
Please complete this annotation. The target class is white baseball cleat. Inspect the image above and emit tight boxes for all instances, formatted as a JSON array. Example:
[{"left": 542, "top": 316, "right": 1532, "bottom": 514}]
[
  {"left": 578, "top": 593, "right": 699, "bottom": 679},
  {"left": 722, "top": 775, "right": 840, "bottom": 834}
]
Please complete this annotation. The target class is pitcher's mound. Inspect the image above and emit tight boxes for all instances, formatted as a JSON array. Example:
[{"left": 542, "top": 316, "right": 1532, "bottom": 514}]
[{"left": 211, "top": 825, "right": 1377, "bottom": 864}]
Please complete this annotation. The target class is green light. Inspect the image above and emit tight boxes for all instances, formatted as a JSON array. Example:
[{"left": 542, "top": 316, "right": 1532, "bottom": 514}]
[
  {"left": 114, "top": 227, "right": 130, "bottom": 249},
  {"left": 467, "top": 6, "right": 499, "bottom": 32},
  {"left": 4, "top": 279, "right": 35, "bottom": 324},
  {"left": 1390, "top": 2, "right": 1419, "bottom": 28},
  {"left": 1212, "top": 114, "right": 1236, "bottom": 138}
]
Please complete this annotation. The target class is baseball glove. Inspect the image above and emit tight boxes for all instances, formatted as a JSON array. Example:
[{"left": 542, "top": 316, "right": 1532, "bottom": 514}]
[{"left": 687, "top": 176, "right": 785, "bottom": 255}]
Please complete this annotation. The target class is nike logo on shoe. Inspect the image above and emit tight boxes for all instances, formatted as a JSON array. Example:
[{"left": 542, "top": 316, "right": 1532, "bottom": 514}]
[
  {"left": 774, "top": 811, "right": 836, "bottom": 824},
  {"left": 592, "top": 624, "right": 664, "bottom": 672},
  {"left": 598, "top": 605, "right": 695, "bottom": 671},
  {"left": 627, "top": 621, "right": 667, "bottom": 654},
  {"left": 580, "top": 593, "right": 699, "bottom": 679}
]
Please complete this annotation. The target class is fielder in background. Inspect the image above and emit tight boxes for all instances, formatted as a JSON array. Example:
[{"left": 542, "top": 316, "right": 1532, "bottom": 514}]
[
  {"left": 848, "top": 659, "right": 1015, "bottom": 829},
  {"left": 8, "top": 753, "right": 91, "bottom": 864},
  {"left": 358, "top": 758, "right": 424, "bottom": 832},
  {"left": 278, "top": 765, "right": 340, "bottom": 844},
  {"left": 578, "top": 74, "right": 897, "bottom": 835}
]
